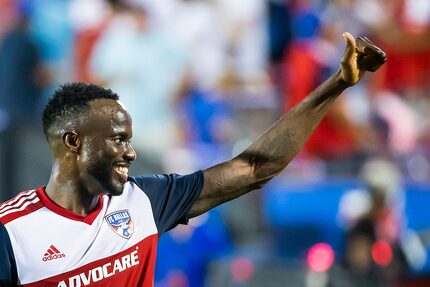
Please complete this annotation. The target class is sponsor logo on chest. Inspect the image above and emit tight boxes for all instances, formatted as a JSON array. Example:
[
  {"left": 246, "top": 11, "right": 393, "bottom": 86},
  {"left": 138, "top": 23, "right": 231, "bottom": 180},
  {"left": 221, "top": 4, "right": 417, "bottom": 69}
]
[
  {"left": 105, "top": 210, "right": 134, "bottom": 239},
  {"left": 57, "top": 248, "right": 140, "bottom": 287}
]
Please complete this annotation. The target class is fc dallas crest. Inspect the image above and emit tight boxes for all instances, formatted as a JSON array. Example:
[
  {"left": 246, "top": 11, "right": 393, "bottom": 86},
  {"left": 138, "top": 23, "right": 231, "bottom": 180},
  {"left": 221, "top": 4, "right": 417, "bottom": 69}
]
[{"left": 105, "top": 209, "right": 134, "bottom": 239}]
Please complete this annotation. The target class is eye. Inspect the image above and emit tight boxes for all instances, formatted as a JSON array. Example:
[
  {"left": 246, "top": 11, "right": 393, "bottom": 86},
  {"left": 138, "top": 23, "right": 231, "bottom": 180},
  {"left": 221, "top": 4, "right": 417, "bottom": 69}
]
[
  {"left": 112, "top": 137, "right": 131, "bottom": 146},
  {"left": 113, "top": 138, "right": 124, "bottom": 145}
]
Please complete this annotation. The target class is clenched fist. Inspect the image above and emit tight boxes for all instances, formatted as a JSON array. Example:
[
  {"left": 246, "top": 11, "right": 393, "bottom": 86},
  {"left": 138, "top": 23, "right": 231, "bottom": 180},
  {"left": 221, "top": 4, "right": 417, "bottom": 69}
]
[
  {"left": 356, "top": 36, "right": 387, "bottom": 72},
  {"left": 340, "top": 32, "right": 386, "bottom": 86}
]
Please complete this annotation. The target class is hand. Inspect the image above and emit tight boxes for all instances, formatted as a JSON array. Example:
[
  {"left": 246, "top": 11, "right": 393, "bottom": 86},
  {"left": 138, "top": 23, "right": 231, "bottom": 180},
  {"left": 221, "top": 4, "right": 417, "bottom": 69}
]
[{"left": 340, "top": 32, "right": 387, "bottom": 86}]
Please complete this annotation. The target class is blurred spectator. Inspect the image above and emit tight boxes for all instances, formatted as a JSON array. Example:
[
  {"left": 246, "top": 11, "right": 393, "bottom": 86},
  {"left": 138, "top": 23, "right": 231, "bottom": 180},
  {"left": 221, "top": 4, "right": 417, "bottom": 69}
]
[
  {"left": 70, "top": 0, "right": 110, "bottom": 83},
  {"left": 28, "top": 0, "right": 73, "bottom": 83},
  {"left": 30, "top": 0, "right": 72, "bottom": 61},
  {"left": 0, "top": 0, "right": 20, "bottom": 42},
  {"left": 368, "top": 0, "right": 430, "bottom": 91},
  {"left": 267, "top": 0, "right": 292, "bottom": 65},
  {"left": 335, "top": 158, "right": 405, "bottom": 286},
  {"left": 282, "top": 0, "right": 377, "bottom": 175},
  {"left": 330, "top": 221, "right": 385, "bottom": 287},
  {"left": 180, "top": 87, "right": 235, "bottom": 167},
  {"left": 0, "top": 1, "right": 49, "bottom": 199},
  {"left": 267, "top": 0, "right": 292, "bottom": 97},
  {"left": 0, "top": 2, "right": 45, "bottom": 122},
  {"left": 361, "top": 0, "right": 430, "bottom": 179},
  {"left": 165, "top": 0, "right": 225, "bottom": 90},
  {"left": 155, "top": 210, "right": 232, "bottom": 287},
  {"left": 90, "top": 0, "right": 188, "bottom": 173},
  {"left": 216, "top": 0, "right": 268, "bottom": 83}
]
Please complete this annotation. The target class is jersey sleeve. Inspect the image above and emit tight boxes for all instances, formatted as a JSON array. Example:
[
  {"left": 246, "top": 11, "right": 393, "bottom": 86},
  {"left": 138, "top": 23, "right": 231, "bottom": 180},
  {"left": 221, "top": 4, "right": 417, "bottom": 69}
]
[
  {"left": 0, "top": 223, "right": 18, "bottom": 287},
  {"left": 129, "top": 170, "right": 204, "bottom": 234}
]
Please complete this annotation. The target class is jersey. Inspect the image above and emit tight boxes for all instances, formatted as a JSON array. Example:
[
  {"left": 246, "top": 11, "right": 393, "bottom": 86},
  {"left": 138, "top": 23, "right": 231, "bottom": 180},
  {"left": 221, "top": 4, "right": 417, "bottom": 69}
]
[{"left": 0, "top": 171, "right": 203, "bottom": 287}]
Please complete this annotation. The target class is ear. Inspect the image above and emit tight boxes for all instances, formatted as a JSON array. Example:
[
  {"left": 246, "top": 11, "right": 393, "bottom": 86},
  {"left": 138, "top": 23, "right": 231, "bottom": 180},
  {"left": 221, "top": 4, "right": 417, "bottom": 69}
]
[{"left": 62, "top": 131, "right": 81, "bottom": 153}]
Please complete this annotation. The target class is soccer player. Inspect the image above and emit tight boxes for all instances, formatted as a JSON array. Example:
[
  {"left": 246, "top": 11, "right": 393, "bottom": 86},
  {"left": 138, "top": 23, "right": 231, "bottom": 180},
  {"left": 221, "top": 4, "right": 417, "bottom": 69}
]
[{"left": 0, "top": 33, "right": 385, "bottom": 286}]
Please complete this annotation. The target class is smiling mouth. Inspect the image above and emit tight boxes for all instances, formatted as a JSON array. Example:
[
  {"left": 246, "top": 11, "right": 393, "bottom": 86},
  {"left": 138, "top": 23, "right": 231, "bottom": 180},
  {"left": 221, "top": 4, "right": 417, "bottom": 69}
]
[{"left": 114, "top": 165, "right": 129, "bottom": 183}]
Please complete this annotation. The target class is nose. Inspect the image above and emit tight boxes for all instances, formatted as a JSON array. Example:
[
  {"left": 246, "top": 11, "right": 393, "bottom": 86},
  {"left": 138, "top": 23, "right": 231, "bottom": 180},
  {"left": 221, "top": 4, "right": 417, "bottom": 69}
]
[{"left": 124, "top": 142, "right": 137, "bottom": 162}]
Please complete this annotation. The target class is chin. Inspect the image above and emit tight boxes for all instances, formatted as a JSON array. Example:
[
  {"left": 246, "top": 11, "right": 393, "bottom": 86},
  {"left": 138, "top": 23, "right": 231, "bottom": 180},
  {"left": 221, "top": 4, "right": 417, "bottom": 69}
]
[{"left": 105, "top": 181, "right": 125, "bottom": 196}]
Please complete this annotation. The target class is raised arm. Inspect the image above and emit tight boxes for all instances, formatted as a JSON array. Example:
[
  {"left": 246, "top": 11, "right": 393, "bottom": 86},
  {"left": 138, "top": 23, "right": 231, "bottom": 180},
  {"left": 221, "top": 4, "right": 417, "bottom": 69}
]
[{"left": 189, "top": 33, "right": 386, "bottom": 217}]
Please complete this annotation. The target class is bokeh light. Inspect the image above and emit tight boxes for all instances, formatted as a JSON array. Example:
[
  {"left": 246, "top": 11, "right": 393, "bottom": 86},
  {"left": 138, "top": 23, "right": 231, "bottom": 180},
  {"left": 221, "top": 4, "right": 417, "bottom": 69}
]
[
  {"left": 307, "top": 243, "right": 335, "bottom": 272},
  {"left": 230, "top": 256, "right": 255, "bottom": 282},
  {"left": 371, "top": 240, "right": 393, "bottom": 267}
]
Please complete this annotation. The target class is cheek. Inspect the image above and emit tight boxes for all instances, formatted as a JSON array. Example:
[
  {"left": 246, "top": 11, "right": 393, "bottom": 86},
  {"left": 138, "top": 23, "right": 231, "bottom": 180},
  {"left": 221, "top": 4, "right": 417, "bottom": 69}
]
[
  {"left": 79, "top": 142, "right": 106, "bottom": 168},
  {"left": 82, "top": 141, "right": 121, "bottom": 166}
]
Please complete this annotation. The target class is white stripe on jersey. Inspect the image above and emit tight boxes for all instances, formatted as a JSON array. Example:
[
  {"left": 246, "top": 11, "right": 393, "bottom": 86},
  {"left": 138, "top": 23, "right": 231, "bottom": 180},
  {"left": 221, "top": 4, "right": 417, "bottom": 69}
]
[
  {"left": 0, "top": 197, "right": 40, "bottom": 218},
  {"left": 0, "top": 192, "right": 38, "bottom": 215},
  {"left": 0, "top": 190, "right": 36, "bottom": 211}
]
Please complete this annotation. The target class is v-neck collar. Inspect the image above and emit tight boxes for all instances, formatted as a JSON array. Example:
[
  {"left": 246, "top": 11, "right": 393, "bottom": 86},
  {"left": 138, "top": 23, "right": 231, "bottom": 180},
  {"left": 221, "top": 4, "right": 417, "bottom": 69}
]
[{"left": 36, "top": 186, "right": 104, "bottom": 225}]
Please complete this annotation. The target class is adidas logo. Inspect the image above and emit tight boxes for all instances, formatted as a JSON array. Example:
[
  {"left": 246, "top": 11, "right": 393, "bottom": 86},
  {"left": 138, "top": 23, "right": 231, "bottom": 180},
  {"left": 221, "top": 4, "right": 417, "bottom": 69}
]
[{"left": 42, "top": 245, "right": 66, "bottom": 262}]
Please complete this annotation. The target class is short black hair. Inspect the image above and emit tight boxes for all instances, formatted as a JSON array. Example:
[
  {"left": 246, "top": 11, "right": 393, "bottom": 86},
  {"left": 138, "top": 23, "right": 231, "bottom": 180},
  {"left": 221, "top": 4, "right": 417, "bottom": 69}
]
[{"left": 42, "top": 82, "right": 119, "bottom": 141}]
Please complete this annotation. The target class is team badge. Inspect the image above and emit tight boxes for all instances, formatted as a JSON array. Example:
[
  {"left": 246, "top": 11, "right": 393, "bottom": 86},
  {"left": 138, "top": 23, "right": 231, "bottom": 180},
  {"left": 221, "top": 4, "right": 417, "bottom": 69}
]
[{"left": 105, "top": 210, "right": 134, "bottom": 239}]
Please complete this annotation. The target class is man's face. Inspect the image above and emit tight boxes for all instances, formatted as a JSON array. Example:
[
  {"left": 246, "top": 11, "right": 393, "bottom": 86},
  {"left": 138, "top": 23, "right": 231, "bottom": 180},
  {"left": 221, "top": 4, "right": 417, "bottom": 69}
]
[{"left": 77, "top": 99, "right": 137, "bottom": 196}]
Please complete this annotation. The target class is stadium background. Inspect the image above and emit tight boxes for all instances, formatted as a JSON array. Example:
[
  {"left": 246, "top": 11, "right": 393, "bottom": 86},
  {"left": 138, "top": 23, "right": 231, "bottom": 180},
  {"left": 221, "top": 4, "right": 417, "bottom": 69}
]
[{"left": 1, "top": 0, "right": 430, "bottom": 286}]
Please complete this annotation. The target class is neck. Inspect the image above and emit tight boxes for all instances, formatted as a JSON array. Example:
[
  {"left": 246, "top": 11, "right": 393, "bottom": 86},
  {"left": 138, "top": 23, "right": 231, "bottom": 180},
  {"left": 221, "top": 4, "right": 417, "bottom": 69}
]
[{"left": 45, "top": 162, "right": 100, "bottom": 216}]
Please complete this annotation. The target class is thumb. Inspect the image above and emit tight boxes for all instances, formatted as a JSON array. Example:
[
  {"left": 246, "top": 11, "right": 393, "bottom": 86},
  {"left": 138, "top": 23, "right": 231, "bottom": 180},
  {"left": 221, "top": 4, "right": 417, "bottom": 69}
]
[
  {"left": 342, "top": 32, "right": 356, "bottom": 60},
  {"left": 340, "top": 32, "right": 362, "bottom": 85}
]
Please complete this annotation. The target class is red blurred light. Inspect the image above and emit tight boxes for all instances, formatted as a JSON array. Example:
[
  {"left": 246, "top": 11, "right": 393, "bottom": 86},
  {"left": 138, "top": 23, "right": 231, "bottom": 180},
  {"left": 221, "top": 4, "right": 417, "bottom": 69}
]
[
  {"left": 307, "top": 243, "right": 335, "bottom": 272},
  {"left": 166, "top": 270, "right": 189, "bottom": 287},
  {"left": 371, "top": 240, "right": 393, "bottom": 267},
  {"left": 230, "top": 257, "right": 255, "bottom": 282}
]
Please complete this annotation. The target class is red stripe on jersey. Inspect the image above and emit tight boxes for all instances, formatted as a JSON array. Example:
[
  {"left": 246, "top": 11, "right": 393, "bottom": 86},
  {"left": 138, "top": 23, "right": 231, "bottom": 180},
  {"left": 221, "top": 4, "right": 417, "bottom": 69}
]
[
  {"left": 0, "top": 190, "right": 36, "bottom": 211},
  {"left": 0, "top": 200, "right": 44, "bottom": 225},
  {"left": 47, "top": 249, "right": 55, "bottom": 255},
  {"left": 25, "top": 234, "right": 159, "bottom": 287}
]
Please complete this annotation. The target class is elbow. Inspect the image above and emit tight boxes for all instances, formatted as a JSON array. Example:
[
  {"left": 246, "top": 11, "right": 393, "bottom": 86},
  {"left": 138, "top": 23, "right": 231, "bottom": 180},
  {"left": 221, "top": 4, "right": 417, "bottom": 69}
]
[{"left": 235, "top": 152, "right": 288, "bottom": 191}]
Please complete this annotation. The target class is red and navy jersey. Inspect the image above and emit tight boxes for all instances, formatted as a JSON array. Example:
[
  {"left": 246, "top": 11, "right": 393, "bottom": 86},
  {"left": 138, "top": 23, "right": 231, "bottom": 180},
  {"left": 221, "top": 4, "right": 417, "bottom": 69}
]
[{"left": 0, "top": 171, "right": 203, "bottom": 287}]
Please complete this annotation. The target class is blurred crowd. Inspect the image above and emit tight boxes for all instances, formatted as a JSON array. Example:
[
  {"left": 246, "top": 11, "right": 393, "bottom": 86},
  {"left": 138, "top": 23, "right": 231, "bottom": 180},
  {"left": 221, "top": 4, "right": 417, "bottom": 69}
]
[
  {"left": 1, "top": 0, "right": 430, "bottom": 286},
  {"left": 1, "top": 0, "right": 430, "bottom": 179}
]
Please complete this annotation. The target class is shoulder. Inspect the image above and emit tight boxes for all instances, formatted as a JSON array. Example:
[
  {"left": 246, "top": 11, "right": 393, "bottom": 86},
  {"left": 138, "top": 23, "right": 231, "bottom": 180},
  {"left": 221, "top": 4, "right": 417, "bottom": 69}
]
[
  {"left": 129, "top": 171, "right": 204, "bottom": 192},
  {"left": 128, "top": 174, "right": 172, "bottom": 189},
  {"left": 0, "top": 188, "right": 44, "bottom": 225}
]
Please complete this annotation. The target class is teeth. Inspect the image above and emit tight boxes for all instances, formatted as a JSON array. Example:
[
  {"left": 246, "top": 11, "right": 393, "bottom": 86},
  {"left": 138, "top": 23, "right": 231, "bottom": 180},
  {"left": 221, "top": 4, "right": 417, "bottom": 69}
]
[{"left": 116, "top": 166, "right": 128, "bottom": 174}]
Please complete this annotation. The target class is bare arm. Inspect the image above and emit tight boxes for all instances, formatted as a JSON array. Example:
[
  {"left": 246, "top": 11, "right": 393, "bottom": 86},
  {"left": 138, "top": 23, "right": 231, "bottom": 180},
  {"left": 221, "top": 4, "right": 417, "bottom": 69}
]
[{"left": 189, "top": 33, "right": 386, "bottom": 217}]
